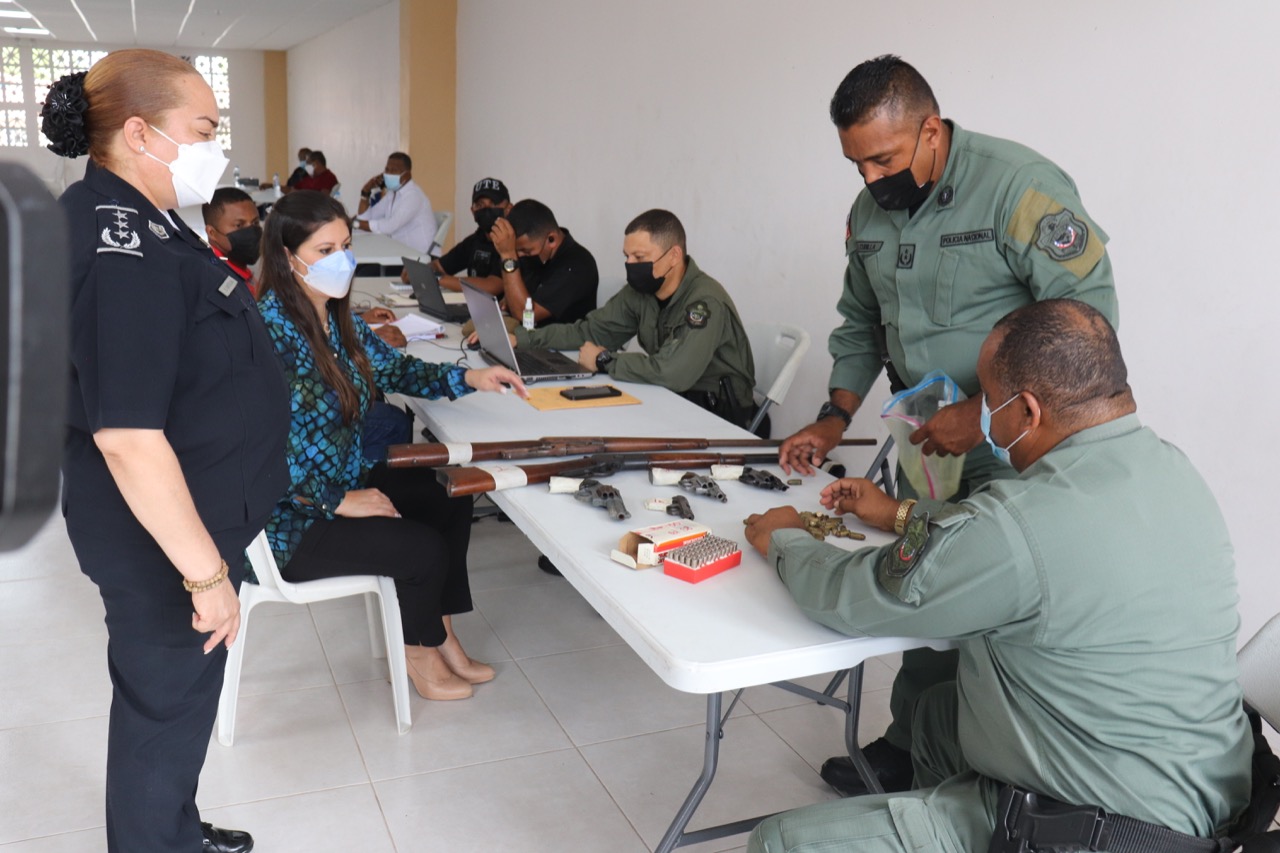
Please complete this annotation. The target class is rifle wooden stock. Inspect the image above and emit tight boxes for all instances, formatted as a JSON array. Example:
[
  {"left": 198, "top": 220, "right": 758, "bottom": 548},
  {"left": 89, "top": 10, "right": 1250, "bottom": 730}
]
[
  {"left": 388, "top": 435, "right": 876, "bottom": 468},
  {"left": 438, "top": 452, "right": 783, "bottom": 497}
]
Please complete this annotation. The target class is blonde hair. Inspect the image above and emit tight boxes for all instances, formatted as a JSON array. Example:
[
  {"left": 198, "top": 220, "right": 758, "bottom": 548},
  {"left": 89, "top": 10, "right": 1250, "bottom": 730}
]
[{"left": 82, "top": 49, "right": 202, "bottom": 166}]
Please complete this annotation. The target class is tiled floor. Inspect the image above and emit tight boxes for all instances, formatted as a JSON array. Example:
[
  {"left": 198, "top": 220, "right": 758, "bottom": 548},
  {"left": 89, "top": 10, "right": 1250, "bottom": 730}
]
[{"left": 0, "top": 513, "right": 901, "bottom": 852}]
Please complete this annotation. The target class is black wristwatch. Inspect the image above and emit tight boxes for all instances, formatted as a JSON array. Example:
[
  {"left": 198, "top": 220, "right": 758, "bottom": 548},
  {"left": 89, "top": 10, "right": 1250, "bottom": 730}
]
[
  {"left": 501, "top": 257, "right": 519, "bottom": 274},
  {"left": 595, "top": 350, "right": 614, "bottom": 372},
  {"left": 816, "top": 401, "right": 853, "bottom": 428}
]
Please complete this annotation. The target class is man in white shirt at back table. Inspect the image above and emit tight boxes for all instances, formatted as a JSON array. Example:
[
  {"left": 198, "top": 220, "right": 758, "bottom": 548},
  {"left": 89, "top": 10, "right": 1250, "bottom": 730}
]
[{"left": 353, "top": 151, "right": 437, "bottom": 255}]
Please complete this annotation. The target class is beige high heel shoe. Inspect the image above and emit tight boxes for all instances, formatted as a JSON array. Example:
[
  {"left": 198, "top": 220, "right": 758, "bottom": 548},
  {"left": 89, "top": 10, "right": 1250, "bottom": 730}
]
[
  {"left": 440, "top": 616, "right": 496, "bottom": 684},
  {"left": 404, "top": 646, "right": 472, "bottom": 701}
]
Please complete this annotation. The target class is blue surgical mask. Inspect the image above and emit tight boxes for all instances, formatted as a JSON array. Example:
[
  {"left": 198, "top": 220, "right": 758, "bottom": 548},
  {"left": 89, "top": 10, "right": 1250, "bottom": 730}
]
[
  {"left": 383, "top": 173, "right": 402, "bottom": 191},
  {"left": 294, "top": 249, "right": 356, "bottom": 299},
  {"left": 980, "top": 393, "right": 1030, "bottom": 466}
]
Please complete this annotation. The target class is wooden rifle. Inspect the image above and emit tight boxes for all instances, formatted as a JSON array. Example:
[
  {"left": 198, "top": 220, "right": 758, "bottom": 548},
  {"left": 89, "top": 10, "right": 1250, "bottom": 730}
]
[
  {"left": 439, "top": 451, "right": 789, "bottom": 497},
  {"left": 388, "top": 435, "right": 875, "bottom": 469}
]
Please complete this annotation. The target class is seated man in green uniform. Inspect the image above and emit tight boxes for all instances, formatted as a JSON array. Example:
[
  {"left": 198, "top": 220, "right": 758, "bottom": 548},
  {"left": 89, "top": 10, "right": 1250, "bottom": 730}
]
[
  {"left": 745, "top": 299, "right": 1251, "bottom": 853},
  {"left": 512, "top": 208, "right": 761, "bottom": 432}
]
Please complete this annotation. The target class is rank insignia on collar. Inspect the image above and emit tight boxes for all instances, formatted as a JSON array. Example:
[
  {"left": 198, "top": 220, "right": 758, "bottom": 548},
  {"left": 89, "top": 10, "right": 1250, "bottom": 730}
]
[
  {"left": 938, "top": 185, "right": 955, "bottom": 207},
  {"left": 686, "top": 300, "right": 710, "bottom": 329},
  {"left": 96, "top": 204, "right": 142, "bottom": 257},
  {"left": 148, "top": 220, "right": 169, "bottom": 240},
  {"left": 885, "top": 511, "right": 931, "bottom": 579}
]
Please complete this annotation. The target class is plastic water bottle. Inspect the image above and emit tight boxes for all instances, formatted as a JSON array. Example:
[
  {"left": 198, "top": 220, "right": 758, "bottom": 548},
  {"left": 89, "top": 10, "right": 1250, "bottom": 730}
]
[
  {"left": 522, "top": 297, "right": 535, "bottom": 331},
  {"left": 233, "top": 165, "right": 240, "bottom": 186},
  {"left": 272, "top": 172, "right": 281, "bottom": 199}
]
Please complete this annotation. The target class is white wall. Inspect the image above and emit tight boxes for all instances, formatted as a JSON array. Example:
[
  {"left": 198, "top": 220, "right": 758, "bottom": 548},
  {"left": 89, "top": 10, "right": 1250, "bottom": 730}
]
[
  {"left": 0, "top": 39, "right": 265, "bottom": 196},
  {"left": 457, "top": 0, "right": 1280, "bottom": 641},
  {"left": 286, "top": 1, "right": 400, "bottom": 215}
]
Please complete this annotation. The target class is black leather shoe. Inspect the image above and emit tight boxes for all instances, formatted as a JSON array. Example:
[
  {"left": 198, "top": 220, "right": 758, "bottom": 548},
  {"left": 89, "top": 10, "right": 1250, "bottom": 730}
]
[
  {"left": 819, "top": 737, "right": 915, "bottom": 797},
  {"left": 537, "top": 556, "right": 562, "bottom": 577},
  {"left": 201, "top": 822, "right": 254, "bottom": 853}
]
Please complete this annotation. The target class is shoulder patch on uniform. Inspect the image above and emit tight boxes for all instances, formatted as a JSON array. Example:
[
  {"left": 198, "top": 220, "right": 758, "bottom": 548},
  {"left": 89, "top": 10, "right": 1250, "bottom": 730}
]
[
  {"left": 96, "top": 204, "right": 142, "bottom": 257},
  {"left": 686, "top": 300, "right": 710, "bottom": 329},
  {"left": 1035, "top": 208, "right": 1088, "bottom": 261},
  {"left": 147, "top": 220, "right": 169, "bottom": 240},
  {"left": 877, "top": 511, "right": 932, "bottom": 597},
  {"left": 855, "top": 240, "right": 883, "bottom": 253}
]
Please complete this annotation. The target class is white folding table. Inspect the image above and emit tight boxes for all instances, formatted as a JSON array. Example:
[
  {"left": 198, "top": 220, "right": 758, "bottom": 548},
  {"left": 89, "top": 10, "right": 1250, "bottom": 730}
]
[{"left": 394, "top": 333, "right": 951, "bottom": 850}]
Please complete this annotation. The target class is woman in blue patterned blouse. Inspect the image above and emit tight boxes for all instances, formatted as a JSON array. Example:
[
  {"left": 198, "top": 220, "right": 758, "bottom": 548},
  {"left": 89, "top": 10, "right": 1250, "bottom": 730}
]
[{"left": 257, "top": 191, "right": 527, "bottom": 701}]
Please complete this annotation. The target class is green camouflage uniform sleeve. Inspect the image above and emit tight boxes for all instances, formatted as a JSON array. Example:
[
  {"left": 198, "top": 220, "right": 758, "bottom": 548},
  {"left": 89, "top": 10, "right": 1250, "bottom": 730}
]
[
  {"left": 828, "top": 208, "right": 887, "bottom": 399},
  {"left": 767, "top": 501, "right": 1036, "bottom": 640},
  {"left": 607, "top": 295, "right": 726, "bottom": 392},
  {"left": 998, "top": 168, "right": 1119, "bottom": 328},
  {"left": 514, "top": 288, "right": 639, "bottom": 352}
]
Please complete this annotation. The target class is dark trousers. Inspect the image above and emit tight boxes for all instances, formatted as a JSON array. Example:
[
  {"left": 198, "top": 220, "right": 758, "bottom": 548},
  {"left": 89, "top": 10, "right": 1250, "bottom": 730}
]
[
  {"left": 281, "top": 464, "right": 474, "bottom": 646},
  {"left": 361, "top": 400, "right": 414, "bottom": 464},
  {"left": 68, "top": 526, "right": 254, "bottom": 853}
]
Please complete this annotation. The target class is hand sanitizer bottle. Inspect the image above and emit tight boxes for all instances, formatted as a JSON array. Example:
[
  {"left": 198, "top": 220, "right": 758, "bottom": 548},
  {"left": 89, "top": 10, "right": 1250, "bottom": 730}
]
[
  {"left": 232, "top": 165, "right": 240, "bottom": 186},
  {"left": 272, "top": 172, "right": 281, "bottom": 199},
  {"left": 522, "top": 297, "right": 535, "bottom": 331}
]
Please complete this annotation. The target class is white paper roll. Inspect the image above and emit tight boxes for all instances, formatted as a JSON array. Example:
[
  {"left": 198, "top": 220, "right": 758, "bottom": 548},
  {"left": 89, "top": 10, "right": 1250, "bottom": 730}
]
[
  {"left": 443, "top": 442, "right": 473, "bottom": 465},
  {"left": 482, "top": 464, "right": 529, "bottom": 491}
]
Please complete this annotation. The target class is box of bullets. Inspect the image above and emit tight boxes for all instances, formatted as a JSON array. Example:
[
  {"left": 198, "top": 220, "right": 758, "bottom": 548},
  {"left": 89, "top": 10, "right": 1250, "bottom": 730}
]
[
  {"left": 662, "top": 535, "right": 742, "bottom": 584},
  {"left": 610, "top": 519, "right": 710, "bottom": 569}
]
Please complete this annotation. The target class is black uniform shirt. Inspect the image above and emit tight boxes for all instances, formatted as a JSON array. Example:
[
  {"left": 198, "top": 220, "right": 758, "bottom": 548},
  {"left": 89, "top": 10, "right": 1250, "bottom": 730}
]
[
  {"left": 521, "top": 228, "right": 598, "bottom": 324},
  {"left": 61, "top": 160, "right": 290, "bottom": 543},
  {"left": 438, "top": 227, "right": 501, "bottom": 278}
]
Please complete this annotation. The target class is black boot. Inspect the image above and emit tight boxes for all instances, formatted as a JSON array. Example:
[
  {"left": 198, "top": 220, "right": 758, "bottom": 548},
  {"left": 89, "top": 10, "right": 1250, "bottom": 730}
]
[
  {"left": 819, "top": 737, "right": 915, "bottom": 797},
  {"left": 202, "top": 822, "right": 254, "bottom": 853}
]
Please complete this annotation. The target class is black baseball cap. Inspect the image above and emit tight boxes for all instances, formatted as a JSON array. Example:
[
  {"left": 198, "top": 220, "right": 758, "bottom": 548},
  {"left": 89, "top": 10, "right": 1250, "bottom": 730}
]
[{"left": 472, "top": 177, "right": 509, "bottom": 204}]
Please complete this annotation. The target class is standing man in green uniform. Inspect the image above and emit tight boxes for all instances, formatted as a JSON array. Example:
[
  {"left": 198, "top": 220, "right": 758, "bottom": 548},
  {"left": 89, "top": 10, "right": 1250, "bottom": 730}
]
[
  {"left": 513, "top": 208, "right": 761, "bottom": 431},
  {"left": 747, "top": 300, "right": 1250, "bottom": 853},
  {"left": 777, "top": 55, "right": 1119, "bottom": 794}
]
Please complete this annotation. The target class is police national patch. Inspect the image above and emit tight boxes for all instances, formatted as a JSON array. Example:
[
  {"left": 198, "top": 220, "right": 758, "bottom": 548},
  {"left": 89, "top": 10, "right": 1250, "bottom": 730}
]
[
  {"left": 96, "top": 204, "right": 143, "bottom": 257},
  {"left": 686, "top": 300, "right": 710, "bottom": 329},
  {"left": 1035, "top": 209, "right": 1088, "bottom": 261},
  {"left": 877, "top": 511, "right": 931, "bottom": 597}
]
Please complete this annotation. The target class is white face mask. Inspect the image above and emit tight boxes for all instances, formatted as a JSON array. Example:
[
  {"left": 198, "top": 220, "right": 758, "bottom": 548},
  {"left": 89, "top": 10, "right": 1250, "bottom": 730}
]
[
  {"left": 143, "top": 124, "right": 229, "bottom": 207},
  {"left": 304, "top": 163, "right": 316, "bottom": 176},
  {"left": 293, "top": 248, "right": 356, "bottom": 299}
]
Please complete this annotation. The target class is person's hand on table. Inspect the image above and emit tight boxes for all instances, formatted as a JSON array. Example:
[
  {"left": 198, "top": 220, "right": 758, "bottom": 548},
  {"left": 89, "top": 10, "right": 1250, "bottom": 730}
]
[
  {"left": 489, "top": 217, "right": 517, "bottom": 258},
  {"left": 362, "top": 307, "right": 397, "bottom": 324},
  {"left": 909, "top": 395, "right": 983, "bottom": 457},
  {"left": 192, "top": 580, "right": 241, "bottom": 653},
  {"left": 400, "top": 267, "right": 411, "bottom": 284},
  {"left": 578, "top": 341, "right": 605, "bottom": 372},
  {"left": 336, "top": 488, "right": 400, "bottom": 518},
  {"left": 778, "top": 418, "right": 846, "bottom": 476},
  {"left": 464, "top": 365, "right": 529, "bottom": 398},
  {"left": 439, "top": 274, "right": 463, "bottom": 292},
  {"left": 821, "top": 477, "right": 898, "bottom": 532},
  {"left": 374, "top": 325, "right": 407, "bottom": 348},
  {"left": 743, "top": 506, "right": 805, "bottom": 557},
  {"left": 464, "top": 330, "right": 516, "bottom": 349}
]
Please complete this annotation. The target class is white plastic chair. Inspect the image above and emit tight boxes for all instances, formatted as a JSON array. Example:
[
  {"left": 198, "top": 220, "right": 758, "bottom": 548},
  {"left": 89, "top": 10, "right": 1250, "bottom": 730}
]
[
  {"left": 215, "top": 531, "right": 412, "bottom": 746},
  {"left": 429, "top": 210, "right": 452, "bottom": 257},
  {"left": 1239, "top": 612, "right": 1280, "bottom": 732},
  {"left": 744, "top": 322, "right": 811, "bottom": 434}
]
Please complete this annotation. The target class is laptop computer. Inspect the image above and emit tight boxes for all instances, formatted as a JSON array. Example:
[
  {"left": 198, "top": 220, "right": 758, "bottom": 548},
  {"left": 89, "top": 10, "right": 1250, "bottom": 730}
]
[
  {"left": 460, "top": 280, "right": 593, "bottom": 383},
  {"left": 403, "top": 256, "right": 470, "bottom": 323}
]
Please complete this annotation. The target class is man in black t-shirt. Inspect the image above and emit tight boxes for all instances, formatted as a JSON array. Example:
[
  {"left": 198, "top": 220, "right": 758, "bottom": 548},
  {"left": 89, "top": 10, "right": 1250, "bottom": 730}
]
[
  {"left": 431, "top": 176, "right": 511, "bottom": 297},
  {"left": 491, "top": 198, "right": 598, "bottom": 325}
]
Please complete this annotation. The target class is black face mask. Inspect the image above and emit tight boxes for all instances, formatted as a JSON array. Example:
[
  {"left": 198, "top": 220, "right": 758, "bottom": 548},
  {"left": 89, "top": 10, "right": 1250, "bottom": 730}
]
[
  {"left": 474, "top": 206, "right": 503, "bottom": 233},
  {"left": 866, "top": 123, "right": 936, "bottom": 212},
  {"left": 625, "top": 248, "right": 671, "bottom": 295},
  {"left": 225, "top": 223, "right": 263, "bottom": 267}
]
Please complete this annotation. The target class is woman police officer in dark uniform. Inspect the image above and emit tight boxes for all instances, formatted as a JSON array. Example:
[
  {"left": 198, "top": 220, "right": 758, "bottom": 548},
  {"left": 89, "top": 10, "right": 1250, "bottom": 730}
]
[{"left": 45, "top": 50, "right": 288, "bottom": 853}]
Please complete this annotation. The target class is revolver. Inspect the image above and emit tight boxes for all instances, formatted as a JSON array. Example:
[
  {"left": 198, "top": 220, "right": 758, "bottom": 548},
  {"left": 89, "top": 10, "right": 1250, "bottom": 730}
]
[
  {"left": 574, "top": 478, "right": 631, "bottom": 520},
  {"left": 678, "top": 473, "right": 727, "bottom": 503},
  {"left": 738, "top": 467, "right": 789, "bottom": 491}
]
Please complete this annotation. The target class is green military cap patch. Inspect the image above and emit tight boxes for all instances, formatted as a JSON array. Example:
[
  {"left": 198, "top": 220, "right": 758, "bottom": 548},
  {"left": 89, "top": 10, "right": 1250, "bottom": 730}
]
[
  {"left": 1006, "top": 186, "right": 1105, "bottom": 278},
  {"left": 686, "top": 301, "right": 710, "bottom": 329},
  {"left": 878, "top": 511, "right": 931, "bottom": 598}
]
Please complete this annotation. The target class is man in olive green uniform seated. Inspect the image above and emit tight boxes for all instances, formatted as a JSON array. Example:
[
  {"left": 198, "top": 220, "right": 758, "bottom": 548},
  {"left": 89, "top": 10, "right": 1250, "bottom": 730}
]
[
  {"left": 745, "top": 299, "right": 1250, "bottom": 853},
  {"left": 513, "top": 208, "right": 761, "bottom": 432},
  {"left": 778, "top": 54, "right": 1119, "bottom": 795}
]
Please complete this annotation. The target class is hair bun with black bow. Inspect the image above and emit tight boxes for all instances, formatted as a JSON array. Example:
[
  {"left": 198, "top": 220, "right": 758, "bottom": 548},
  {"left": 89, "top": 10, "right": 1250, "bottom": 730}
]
[{"left": 41, "top": 70, "right": 90, "bottom": 158}]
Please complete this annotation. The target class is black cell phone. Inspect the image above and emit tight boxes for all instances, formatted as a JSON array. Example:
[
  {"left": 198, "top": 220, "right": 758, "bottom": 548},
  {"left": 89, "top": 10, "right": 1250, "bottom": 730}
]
[{"left": 560, "top": 385, "right": 622, "bottom": 401}]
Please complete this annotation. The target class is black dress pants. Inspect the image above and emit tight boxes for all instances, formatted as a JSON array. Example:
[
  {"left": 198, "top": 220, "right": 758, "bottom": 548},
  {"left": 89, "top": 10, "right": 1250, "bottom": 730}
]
[
  {"left": 69, "top": 524, "right": 255, "bottom": 853},
  {"left": 281, "top": 465, "right": 474, "bottom": 647}
]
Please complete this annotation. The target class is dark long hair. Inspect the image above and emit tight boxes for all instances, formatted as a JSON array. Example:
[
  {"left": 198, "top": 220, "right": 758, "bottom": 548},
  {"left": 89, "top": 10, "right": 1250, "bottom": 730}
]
[{"left": 257, "top": 191, "right": 373, "bottom": 425}]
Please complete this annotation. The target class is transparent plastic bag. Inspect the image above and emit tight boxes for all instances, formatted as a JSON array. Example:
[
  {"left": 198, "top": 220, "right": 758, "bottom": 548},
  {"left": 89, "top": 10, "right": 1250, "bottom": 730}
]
[{"left": 880, "top": 370, "right": 967, "bottom": 500}]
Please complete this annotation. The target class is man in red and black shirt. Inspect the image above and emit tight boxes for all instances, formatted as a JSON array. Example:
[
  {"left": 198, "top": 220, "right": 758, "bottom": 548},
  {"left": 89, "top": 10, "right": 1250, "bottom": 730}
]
[
  {"left": 291, "top": 149, "right": 339, "bottom": 195},
  {"left": 202, "top": 187, "right": 261, "bottom": 294}
]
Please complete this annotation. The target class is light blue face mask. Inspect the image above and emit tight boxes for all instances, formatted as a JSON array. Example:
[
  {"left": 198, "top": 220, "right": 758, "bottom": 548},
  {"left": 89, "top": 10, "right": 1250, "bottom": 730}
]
[
  {"left": 383, "top": 173, "right": 402, "bottom": 191},
  {"left": 295, "top": 249, "right": 356, "bottom": 299},
  {"left": 980, "top": 392, "right": 1030, "bottom": 466}
]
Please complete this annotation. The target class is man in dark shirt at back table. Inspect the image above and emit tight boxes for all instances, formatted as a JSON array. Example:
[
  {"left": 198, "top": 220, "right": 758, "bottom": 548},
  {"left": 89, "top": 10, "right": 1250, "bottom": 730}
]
[
  {"left": 490, "top": 198, "right": 598, "bottom": 325},
  {"left": 430, "top": 176, "right": 513, "bottom": 297}
]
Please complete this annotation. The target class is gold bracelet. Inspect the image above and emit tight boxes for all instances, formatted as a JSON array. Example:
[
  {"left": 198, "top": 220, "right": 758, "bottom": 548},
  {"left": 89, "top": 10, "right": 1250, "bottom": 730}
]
[
  {"left": 183, "top": 559, "right": 229, "bottom": 594},
  {"left": 893, "top": 499, "right": 918, "bottom": 536}
]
